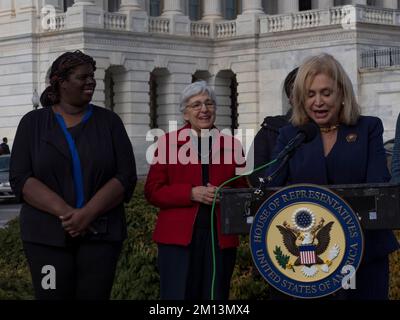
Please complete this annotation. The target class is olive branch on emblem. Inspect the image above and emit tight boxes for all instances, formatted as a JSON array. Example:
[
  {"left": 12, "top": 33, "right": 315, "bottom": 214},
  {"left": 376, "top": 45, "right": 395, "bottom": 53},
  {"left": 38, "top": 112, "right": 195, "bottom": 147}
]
[{"left": 274, "top": 246, "right": 295, "bottom": 272}]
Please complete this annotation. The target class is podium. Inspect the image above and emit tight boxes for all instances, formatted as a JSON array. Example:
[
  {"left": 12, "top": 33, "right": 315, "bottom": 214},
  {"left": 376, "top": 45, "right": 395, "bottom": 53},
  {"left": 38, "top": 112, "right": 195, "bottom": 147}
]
[{"left": 220, "top": 183, "right": 400, "bottom": 235}]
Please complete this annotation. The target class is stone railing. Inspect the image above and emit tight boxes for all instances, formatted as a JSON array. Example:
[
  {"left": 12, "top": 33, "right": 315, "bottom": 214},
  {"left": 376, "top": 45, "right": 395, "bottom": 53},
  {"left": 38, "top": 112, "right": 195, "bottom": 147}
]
[
  {"left": 37, "top": 5, "right": 399, "bottom": 37},
  {"left": 216, "top": 21, "right": 237, "bottom": 38},
  {"left": 54, "top": 13, "right": 66, "bottom": 31},
  {"left": 191, "top": 20, "right": 236, "bottom": 39},
  {"left": 260, "top": 5, "right": 400, "bottom": 34},
  {"left": 292, "top": 10, "right": 321, "bottom": 29},
  {"left": 261, "top": 14, "right": 285, "bottom": 33},
  {"left": 190, "top": 22, "right": 211, "bottom": 38},
  {"left": 330, "top": 6, "right": 346, "bottom": 24},
  {"left": 39, "top": 12, "right": 66, "bottom": 32},
  {"left": 148, "top": 17, "right": 170, "bottom": 34},
  {"left": 104, "top": 12, "right": 127, "bottom": 30},
  {"left": 363, "top": 6, "right": 396, "bottom": 25}
]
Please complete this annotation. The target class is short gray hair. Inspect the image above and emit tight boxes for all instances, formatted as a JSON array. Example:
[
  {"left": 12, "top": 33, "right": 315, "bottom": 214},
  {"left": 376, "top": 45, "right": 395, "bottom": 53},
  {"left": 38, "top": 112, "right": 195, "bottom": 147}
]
[{"left": 179, "top": 80, "right": 217, "bottom": 112}]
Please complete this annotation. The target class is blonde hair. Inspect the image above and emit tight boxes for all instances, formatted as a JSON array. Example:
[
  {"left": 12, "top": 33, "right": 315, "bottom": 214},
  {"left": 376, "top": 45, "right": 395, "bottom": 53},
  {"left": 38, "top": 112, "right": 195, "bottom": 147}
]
[{"left": 291, "top": 53, "right": 360, "bottom": 126}]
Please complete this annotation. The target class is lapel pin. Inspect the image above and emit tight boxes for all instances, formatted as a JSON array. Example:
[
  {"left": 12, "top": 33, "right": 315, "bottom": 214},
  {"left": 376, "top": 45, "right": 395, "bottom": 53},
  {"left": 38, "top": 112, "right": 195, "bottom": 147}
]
[{"left": 346, "top": 133, "right": 357, "bottom": 143}]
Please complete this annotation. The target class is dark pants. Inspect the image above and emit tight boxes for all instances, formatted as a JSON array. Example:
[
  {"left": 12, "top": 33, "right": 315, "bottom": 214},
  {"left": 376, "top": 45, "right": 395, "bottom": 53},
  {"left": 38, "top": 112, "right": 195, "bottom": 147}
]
[
  {"left": 157, "top": 228, "right": 237, "bottom": 300},
  {"left": 23, "top": 240, "right": 122, "bottom": 300}
]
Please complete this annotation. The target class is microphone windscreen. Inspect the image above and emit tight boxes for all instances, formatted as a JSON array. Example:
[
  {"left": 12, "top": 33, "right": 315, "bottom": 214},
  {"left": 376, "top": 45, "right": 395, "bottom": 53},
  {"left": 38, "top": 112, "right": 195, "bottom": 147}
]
[{"left": 297, "top": 122, "right": 318, "bottom": 143}]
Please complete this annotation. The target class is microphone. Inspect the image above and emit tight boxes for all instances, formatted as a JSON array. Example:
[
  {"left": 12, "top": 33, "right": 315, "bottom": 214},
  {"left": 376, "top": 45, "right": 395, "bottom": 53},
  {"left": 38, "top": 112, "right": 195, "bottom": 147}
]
[
  {"left": 276, "top": 122, "right": 318, "bottom": 160},
  {"left": 253, "top": 122, "right": 318, "bottom": 198}
]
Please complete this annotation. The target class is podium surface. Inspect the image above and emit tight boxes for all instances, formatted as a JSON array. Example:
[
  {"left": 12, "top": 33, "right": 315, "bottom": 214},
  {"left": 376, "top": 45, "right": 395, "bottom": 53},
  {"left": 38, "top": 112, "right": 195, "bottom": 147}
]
[{"left": 221, "top": 183, "right": 400, "bottom": 234}]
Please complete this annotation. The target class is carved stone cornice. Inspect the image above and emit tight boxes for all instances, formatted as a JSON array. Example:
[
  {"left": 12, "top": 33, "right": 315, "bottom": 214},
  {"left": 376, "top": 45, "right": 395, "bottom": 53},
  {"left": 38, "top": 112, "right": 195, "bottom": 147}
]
[{"left": 258, "top": 29, "right": 358, "bottom": 51}]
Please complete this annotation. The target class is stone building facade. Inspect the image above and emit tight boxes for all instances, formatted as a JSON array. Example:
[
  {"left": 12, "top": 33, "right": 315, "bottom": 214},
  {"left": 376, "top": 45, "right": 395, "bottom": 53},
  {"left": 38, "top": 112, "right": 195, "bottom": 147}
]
[{"left": 0, "top": 0, "right": 399, "bottom": 175}]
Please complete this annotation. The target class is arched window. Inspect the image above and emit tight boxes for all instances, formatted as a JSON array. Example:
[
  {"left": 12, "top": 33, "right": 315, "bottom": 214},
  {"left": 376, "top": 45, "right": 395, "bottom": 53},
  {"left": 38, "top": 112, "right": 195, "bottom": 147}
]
[
  {"left": 149, "top": 0, "right": 161, "bottom": 16},
  {"left": 189, "top": 0, "right": 200, "bottom": 20},
  {"left": 230, "top": 75, "right": 239, "bottom": 132},
  {"left": 149, "top": 72, "right": 158, "bottom": 129},
  {"left": 105, "top": 70, "right": 115, "bottom": 112},
  {"left": 108, "top": 0, "right": 121, "bottom": 12}
]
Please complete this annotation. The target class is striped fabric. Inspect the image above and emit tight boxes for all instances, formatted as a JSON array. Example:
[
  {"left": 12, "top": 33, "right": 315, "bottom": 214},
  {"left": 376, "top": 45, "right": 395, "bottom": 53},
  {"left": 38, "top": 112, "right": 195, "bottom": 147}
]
[{"left": 299, "top": 245, "right": 316, "bottom": 265}]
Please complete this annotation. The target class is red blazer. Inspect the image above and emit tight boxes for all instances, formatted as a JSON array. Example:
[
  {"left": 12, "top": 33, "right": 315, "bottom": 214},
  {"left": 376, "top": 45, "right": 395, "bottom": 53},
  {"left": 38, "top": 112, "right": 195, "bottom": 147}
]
[{"left": 145, "top": 124, "right": 248, "bottom": 249}]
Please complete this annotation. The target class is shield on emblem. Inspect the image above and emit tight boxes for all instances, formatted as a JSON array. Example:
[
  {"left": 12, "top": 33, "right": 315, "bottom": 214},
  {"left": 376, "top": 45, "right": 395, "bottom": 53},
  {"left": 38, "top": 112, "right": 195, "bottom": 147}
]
[{"left": 299, "top": 245, "right": 317, "bottom": 265}]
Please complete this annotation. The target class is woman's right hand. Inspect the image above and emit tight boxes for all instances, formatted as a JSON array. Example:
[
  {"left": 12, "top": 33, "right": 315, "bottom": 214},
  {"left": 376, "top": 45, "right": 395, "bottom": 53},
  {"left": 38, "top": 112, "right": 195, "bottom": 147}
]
[{"left": 191, "top": 184, "right": 218, "bottom": 205}]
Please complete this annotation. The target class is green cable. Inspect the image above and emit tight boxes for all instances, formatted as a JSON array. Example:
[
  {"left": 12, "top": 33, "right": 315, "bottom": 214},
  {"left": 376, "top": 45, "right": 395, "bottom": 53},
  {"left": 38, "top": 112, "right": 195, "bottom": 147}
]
[{"left": 209, "top": 158, "right": 278, "bottom": 300}]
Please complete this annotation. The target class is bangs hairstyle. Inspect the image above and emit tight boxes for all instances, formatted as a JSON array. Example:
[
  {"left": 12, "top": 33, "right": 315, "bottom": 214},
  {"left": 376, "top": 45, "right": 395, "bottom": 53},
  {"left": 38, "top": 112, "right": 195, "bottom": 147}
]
[
  {"left": 179, "top": 80, "right": 217, "bottom": 112},
  {"left": 291, "top": 53, "right": 360, "bottom": 126}
]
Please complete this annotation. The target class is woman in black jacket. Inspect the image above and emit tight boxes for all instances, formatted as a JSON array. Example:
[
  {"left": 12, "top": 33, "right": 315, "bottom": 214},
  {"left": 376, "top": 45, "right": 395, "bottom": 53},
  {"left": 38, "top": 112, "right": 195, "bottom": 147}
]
[{"left": 10, "top": 51, "right": 137, "bottom": 299}]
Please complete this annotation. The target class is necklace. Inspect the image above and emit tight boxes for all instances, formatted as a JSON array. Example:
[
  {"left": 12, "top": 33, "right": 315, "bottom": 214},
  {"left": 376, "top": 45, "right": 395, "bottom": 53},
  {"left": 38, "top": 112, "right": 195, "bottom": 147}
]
[{"left": 320, "top": 124, "right": 339, "bottom": 133}]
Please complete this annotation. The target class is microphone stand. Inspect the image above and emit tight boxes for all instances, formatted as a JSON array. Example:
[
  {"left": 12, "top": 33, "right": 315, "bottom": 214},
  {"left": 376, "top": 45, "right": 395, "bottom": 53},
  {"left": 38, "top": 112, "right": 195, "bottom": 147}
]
[
  {"left": 253, "top": 153, "right": 290, "bottom": 199},
  {"left": 248, "top": 123, "right": 318, "bottom": 220}
]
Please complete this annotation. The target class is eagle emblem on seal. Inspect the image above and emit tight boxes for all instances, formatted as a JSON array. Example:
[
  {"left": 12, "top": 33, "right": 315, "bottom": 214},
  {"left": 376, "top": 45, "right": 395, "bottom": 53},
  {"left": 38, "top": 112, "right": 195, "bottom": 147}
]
[{"left": 275, "top": 208, "right": 341, "bottom": 277}]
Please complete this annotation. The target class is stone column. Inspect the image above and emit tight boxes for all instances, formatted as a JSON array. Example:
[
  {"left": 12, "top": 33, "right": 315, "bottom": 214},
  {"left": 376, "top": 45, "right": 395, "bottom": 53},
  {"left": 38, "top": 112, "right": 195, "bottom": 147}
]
[
  {"left": 351, "top": 0, "right": 367, "bottom": 5},
  {"left": 117, "top": 67, "right": 152, "bottom": 176},
  {"left": 278, "top": 0, "right": 299, "bottom": 14},
  {"left": 234, "top": 63, "right": 259, "bottom": 174},
  {"left": 1, "top": 0, "right": 37, "bottom": 35},
  {"left": 16, "top": 0, "right": 36, "bottom": 21},
  {"left": 162, "top": 0, "right": 183, "bottom": 16},
  {"left": 120, "top": 0, "right": 148, "bottom": 32},
  {"left": 0, "top": 0, "right": 14, "bottom": 17},
  {"left": 201, "top": 0, "right": 223, "bottom": 21},
  {"left": 95, "top": 0, "right": 107, "bottom": 9},
  {"left": 237, "top": 0, "right": 266, "bottom": 36},
  {"left": 66, "top": 0, "right": 104, "bottom": 29},
  {"left": 120, "top": 0, "right": 143, "bottom": 11},
  {"left": 382, "top": 0, "right": 398, "bottom": 9},
  {"left": 16, "top": 0, "right": 37, "bottom": 13},
  {"left": 312, "top": 0, "right": 334, "bottom": 9},
  {"left": 241, "top": 0, "right": 264, "bottom": 14},
  {"left": 73, "top": 0, "right": 95, "bottom": 5},
  {"left": 160, "top": 0, "right": 190, "bottom": 35}
]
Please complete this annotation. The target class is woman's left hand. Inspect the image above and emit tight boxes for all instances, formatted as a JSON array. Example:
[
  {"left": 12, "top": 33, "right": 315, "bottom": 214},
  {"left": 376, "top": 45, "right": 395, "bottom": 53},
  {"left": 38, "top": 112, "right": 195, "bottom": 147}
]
[{"left": 60, "top": 208, "right": 95, "bottom": 237}]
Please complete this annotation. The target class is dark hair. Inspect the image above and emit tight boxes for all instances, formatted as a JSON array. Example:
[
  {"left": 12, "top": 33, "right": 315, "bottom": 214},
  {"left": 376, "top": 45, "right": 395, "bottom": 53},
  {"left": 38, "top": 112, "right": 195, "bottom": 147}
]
[
  {"left": 284, "top": 67, "right": 299, "bottom": 100},
  {"left": 2, "top": 137, "right": 7, "bottom": 143},
  {"left": 40, "top": 50, "right": 96, "bottom": 108}
]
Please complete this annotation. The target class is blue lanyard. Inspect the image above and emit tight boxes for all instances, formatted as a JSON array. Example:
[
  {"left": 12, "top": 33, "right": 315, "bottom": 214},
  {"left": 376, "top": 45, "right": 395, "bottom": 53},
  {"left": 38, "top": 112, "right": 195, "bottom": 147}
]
[{"left": 54, "top": 104, "right": 93, "bottom": 208}]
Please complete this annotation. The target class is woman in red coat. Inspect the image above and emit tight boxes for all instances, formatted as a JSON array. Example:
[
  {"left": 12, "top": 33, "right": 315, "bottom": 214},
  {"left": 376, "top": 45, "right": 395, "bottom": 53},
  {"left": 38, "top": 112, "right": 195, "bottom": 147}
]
[{"left": 145, "top": 81, "right": 248, "bottom": 300}]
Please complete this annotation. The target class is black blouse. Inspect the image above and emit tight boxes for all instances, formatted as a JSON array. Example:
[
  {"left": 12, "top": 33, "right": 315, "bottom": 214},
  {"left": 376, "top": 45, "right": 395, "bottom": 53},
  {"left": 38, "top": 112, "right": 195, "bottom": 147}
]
[{"left": 10, "top": 105, "right": 137, "bottom": 247}]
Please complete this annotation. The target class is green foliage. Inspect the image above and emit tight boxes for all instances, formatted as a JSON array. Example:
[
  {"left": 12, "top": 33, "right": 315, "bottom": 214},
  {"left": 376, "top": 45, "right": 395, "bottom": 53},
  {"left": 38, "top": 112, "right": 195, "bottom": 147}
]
[
  {"left": 0, "top": 219, "right": 34, "bottom": 299},
  {"left": 389, "top": 231, "right": 400, "bottom": 300},
  {"left": 0, "top": 182, "right": 399, "bottom": 300},
  {"left": 111, "top": 182, "right": 159, "bottom": 299},
  {"left": 230, "top": 236, "right": 270, "bottom": 299}
]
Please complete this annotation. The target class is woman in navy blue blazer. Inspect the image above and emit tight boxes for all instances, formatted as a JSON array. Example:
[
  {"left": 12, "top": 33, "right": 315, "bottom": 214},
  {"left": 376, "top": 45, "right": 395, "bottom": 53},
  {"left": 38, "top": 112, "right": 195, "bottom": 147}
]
[{"left": 267, "top": 53, "right": 399, "bottom": 299}]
